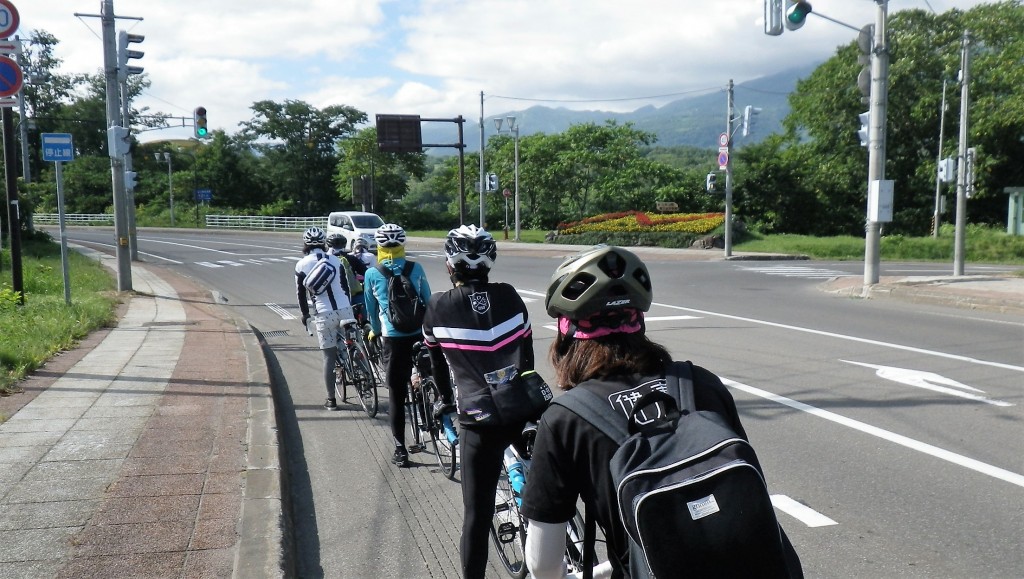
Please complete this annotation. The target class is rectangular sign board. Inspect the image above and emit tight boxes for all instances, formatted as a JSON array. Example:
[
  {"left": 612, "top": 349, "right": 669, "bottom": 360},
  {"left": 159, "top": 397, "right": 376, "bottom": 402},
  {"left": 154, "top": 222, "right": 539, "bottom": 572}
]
[
  {"left": 42, "top": 133, "right": 74, "bottom": 162},
  {"left": 376, "top": 114, "right": 422, "bottom": 153}
]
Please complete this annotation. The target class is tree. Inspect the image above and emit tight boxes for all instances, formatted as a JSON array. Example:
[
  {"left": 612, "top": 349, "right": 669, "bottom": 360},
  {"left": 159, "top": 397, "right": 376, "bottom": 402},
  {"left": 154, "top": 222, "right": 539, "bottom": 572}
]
[
  {"left": 333, "top": 127, "right": 427, "bottom": 218},
  {"left": 239, "top": 100, "right": 366, "bottom": 215}
]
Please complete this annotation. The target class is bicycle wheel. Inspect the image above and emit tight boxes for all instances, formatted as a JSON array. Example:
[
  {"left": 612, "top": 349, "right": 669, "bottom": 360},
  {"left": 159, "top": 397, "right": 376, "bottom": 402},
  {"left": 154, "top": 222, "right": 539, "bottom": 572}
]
[
  {"left": 490, "top": 469, "right": 528, "bottom": 579},
  {"left": 406, "top": 386, "right": 427, "bottom": 452},
  {"left": 351, "top": 346, "right": 379, "bottom": 418},
  {"left": 422, "top": 378, "right": 458, "bottom": 479},
  {"left": 563, "top": 512, "right": 586, "bottom": 574},
  {"left": 334, "top": 353, "right": 348, "bottom": 403}
]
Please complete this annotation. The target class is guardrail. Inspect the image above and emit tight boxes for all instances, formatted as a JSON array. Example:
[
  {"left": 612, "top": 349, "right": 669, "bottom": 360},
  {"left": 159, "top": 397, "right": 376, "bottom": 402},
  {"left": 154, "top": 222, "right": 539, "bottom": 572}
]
[
  {"left": 31, "top": 213, "right": 325, "bottom": 231},
  {"left": 205, "top": 215, "right": 324, "bottom": 230},
  {"left": 33, "top": 213, "right": 115, "bottom": 226}
]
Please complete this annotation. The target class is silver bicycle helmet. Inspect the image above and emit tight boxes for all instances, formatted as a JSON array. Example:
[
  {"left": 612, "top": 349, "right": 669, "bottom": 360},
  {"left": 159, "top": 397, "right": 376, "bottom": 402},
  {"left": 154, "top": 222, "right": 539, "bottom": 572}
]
[
  {"left": 375, "top": 223, "right": 407, "bottom": 248},
  {"left": 444, "top": 225, "right": 497, "bottom": 272},
  {"left": 352, "top": 237, "right": 370, "bottom": 252},
  {"left": 545, "top": 245, "right": 653, "bottom": 320},
  {"left": 303, "top": 227, "right": 326, "bottom": 246},
  {"left": 326, "top": 232, "right": 346, "bottom": 250}
]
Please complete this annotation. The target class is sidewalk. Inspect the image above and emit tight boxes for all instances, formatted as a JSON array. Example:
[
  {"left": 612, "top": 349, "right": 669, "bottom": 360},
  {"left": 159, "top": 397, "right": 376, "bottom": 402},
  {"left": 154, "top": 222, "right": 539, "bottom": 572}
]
[
  {"left": 819, "top": 274, "right": 1024, "bottom": 316},
  {"left": 0, "top": 250, "right": 284, "bottom": 579}
]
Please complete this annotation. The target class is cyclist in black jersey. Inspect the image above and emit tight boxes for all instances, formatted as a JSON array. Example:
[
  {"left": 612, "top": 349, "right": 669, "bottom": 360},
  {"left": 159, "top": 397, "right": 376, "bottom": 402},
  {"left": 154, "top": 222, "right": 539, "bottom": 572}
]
[{"left": 422, "top": 225, "right": 535, "bottom": 579}]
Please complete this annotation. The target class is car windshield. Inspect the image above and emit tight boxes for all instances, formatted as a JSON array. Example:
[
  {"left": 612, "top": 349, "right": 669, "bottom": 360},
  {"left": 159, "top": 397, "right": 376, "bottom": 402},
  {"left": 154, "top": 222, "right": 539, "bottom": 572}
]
[{"left": 352, "top": 215, "right": 384, "bottom": 228}]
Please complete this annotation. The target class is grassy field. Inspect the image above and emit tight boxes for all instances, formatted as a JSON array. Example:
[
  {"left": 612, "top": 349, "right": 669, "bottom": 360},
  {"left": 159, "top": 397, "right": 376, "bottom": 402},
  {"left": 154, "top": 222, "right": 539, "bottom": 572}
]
[{"left": 2, "top": 224, "right": 1021, "bottom": 400}]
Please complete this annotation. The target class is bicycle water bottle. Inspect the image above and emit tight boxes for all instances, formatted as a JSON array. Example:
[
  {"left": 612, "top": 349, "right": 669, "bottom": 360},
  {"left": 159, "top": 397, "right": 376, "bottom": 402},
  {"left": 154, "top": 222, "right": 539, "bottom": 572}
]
[
  {"left": 503, "top": 448, "right": 526, "bottom": 506},
  {"left": 441, "top": 412, "right": 458, "bottom": 444}
]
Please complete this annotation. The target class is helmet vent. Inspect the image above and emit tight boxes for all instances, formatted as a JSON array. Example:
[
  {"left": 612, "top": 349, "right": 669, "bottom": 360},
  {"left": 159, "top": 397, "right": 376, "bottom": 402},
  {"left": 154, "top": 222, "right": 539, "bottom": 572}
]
[
  {"left": 598, "top": 251, "right": 627, "bottom": 279},
  {"left": 633, "top": 267, "right": 652, "bottom": 291},
  {"left": 562, "top": 273, "right": 596, "bottom": 301}
]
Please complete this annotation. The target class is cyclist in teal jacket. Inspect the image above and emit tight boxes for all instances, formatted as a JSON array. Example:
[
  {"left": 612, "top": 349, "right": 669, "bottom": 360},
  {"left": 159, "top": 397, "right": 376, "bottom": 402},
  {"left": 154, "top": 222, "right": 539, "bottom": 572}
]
[{"left": 363, "top": 223, "right": 432, "bottom": 467}]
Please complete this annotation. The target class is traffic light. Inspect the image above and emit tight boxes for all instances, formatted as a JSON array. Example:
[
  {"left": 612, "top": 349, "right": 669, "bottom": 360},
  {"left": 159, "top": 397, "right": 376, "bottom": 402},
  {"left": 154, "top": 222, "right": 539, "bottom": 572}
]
[
  {"left": 858, "top": 111, "right": 870, "bottom": 147},
  {"left": 937, "top": 157, "right": 956, "bottom": 183},
  {"left": 784, "top": 1, "right": 812, "bottom": 31},
  {"left": 857, "top": 25, "right": 873, "bottom": 104},
  {"left": 107, "top": 126, "right": 130, "bottom": 156},
  {"left": 124, "top": 170, "right": 138, "bottom": 191},
  {"left": 706, "top": 172, "right": 717, "bottom": 192},
  {"left": 486, "top": 172, "right": 499, "bottom": 192},
  {"left": 117, "top": 31, "right": 145, "bottom": 83},
  {"left": 742, "top": 105, "right": 761, "bottom": 137},
  {"left": 764, "top": 0, "right": 784, "bottom": 36},
  {"left": 194, "top": 107, "right": 209, "bottom": 139}
]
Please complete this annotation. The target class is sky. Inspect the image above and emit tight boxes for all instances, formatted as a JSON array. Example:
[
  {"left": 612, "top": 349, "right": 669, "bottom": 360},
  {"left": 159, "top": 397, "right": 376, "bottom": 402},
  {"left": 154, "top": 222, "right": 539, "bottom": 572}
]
[{"left": 12, "top": 0, "right": 990, "bottom": 144}]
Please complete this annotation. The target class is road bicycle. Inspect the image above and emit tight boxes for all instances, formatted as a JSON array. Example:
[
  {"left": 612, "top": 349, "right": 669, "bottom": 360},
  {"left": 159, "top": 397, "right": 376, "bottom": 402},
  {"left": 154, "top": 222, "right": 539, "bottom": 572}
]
[
  {"left": 335, "top": 319, "right": 379, "bottom": 418},
  {"left": 490, "top": 423, "right": 594, "bottom": 579},
  {"left": 407, "top": 342, "right": 459, "bottom": 478}
]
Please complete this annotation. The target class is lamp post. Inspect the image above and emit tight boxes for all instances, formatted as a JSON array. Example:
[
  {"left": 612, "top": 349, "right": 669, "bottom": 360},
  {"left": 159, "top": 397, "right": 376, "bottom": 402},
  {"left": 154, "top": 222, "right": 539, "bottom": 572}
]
[
  {"left": 161, "top": 152, "right": 174, "bottom": 226},
  {"left": 493, "top": 116, "right": 521, "bottom": 241}
]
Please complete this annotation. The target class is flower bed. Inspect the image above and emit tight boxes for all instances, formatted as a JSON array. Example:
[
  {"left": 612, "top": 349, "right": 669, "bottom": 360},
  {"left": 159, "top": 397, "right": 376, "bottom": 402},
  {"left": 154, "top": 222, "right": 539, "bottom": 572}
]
[{"left": 557, "top": 211, "right": 725, "bottom": 235}]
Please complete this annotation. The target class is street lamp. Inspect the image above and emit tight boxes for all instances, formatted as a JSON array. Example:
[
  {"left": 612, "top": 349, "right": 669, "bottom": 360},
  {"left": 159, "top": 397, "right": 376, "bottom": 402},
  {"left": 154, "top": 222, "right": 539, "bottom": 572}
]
[
  {"left": 493, "top": 116, "right": 521, "bottom": 241},
  {"left": 161, "top": 152, "right": 174, "bottom": 226}
]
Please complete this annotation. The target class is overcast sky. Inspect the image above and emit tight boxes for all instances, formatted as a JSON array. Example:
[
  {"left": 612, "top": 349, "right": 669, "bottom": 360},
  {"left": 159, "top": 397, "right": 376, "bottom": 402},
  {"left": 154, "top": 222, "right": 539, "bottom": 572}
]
[{"left": 14, "top": 0, "right": 988, "bottom": 143}]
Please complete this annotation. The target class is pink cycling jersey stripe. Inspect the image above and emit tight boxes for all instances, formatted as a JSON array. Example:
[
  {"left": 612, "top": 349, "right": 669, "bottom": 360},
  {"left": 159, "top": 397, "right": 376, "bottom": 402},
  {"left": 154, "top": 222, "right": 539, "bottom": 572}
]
[{"left": 440, "top": 327, "right": 532, "bottom": 352}]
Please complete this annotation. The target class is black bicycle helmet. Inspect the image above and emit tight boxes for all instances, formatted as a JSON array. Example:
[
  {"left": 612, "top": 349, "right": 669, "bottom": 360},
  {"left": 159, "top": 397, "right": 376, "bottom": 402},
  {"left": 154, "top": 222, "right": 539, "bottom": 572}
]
[
  {"left": 375, "top": 223, "right": 407, "bottom": 248},
  {"left": 326, "top": 232, "right": 346, "bottom": 250},
  {"left": 303, "top": 226, "right": 326, "bottom": 246},
  {"left": 545, "top": 245, "right": 653, "bottom": 320},
  {"left": 444, "top": 224, "right": 497, "bottom": 272}
]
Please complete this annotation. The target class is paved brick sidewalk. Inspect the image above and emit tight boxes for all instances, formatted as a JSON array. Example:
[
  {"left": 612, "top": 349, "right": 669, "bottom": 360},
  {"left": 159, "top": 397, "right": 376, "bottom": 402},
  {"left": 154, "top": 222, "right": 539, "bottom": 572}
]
[{"left": 0, "top": 254, "right": 283, "bottom": 579}]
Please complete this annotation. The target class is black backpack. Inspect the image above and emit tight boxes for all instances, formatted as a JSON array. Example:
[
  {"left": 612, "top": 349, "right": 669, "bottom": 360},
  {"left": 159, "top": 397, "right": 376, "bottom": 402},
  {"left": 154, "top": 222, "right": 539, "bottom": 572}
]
[
  {"left": 377, "top": 261, "right": 426, "bottom": 333},
  {"left": 553, "top": 361, "right": 795, "bottom": 579}
]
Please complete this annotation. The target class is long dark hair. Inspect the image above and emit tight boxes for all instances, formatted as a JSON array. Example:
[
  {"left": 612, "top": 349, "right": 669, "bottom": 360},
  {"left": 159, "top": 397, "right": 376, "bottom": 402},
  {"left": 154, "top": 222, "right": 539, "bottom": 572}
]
[{"left": 549, "top": 331, "right": 672, "bottom": 389}]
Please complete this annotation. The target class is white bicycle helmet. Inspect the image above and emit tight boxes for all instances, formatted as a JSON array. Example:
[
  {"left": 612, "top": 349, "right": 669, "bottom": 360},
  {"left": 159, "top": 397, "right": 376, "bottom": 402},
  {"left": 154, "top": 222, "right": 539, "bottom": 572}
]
[
  {"left": 303, "top": 227, "right": 326, "bottom": 246},
  {"left": 352, "top": 237, "right": 370, "bottom": 252},
  {"left": 445, "top": 225, "right": 497, "bottom": 272},
  {"left": 375, "top": 223, "right": 407, "bottom": 248}
]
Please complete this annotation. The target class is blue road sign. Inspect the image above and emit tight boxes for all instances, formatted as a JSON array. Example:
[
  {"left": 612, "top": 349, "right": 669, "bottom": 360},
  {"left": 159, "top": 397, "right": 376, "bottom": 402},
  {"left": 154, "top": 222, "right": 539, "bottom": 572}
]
[
  {"left": 42, "top": 133, "right": 74, "bottom": 162},
  {"left": 195, "top": 188, "right": 212, "bottom": 202},
  {"left": 0, "top": 54, "right": 22, "bottom": 98}
]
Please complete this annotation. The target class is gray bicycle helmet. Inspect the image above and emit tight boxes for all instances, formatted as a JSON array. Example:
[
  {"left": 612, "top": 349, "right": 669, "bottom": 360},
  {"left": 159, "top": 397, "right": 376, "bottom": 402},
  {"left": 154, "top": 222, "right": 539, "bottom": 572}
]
[
  {"left": 375, "top": 223, "right": 407, "bottom": 248},
  {"left": 445, "top": 224, "right": 497, "bottom": 272},
  {"left": 352, "top": 237, "right": 369, "bottom": 251},
  {"left": 326, "top": 232, "right": 346, "bottom": 250},
  {"left": 545, "top": 245, "right": 653, "bottom": 320},
  {"left": 303, "top": 226, "right": 326, "bottom": 246}
]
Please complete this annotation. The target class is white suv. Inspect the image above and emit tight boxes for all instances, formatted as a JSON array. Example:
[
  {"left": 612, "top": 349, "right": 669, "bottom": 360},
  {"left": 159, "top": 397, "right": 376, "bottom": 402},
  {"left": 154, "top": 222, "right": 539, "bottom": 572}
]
[{"left": 326, "top": 211, "right": 385, "bottom": 252}]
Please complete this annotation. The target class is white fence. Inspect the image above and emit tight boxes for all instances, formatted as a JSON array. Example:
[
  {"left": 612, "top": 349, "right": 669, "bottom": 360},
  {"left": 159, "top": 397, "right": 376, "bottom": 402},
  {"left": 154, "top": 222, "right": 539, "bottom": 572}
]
[{"left": 32, "top": 213, "right": 325, "bottom": 231}]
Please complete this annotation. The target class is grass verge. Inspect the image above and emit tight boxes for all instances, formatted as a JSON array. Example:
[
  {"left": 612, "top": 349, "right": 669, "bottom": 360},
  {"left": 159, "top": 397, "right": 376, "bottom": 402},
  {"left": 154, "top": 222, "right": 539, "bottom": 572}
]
[{"left": 1, "top": 233, "right": 119, "bottom": 399}]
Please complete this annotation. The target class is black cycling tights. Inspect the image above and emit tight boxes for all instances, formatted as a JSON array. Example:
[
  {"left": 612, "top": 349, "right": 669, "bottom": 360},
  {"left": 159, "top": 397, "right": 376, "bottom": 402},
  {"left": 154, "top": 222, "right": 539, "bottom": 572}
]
[
  {"left": 383, "top": 335, "right": 417, "bottom": 447},
  {"left": 460, "top": 423, "right": 524, "bottom": 579}
]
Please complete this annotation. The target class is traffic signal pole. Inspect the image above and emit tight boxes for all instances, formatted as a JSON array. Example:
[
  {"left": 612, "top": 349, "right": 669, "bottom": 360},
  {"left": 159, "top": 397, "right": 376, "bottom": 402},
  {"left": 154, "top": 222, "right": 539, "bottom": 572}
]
[
  {"left": 102, "top": 0, "right": 132, "bottom": 290},
  {"left": 724, "top": 79, "right": 735, "bottom": 257},
  {"left": 863, "top": 0, "right": 889, "bottom": 287}
]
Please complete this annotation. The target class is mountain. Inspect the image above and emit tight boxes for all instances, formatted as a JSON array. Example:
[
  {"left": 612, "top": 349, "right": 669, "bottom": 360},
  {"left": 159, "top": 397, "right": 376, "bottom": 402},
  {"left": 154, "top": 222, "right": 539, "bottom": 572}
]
[{"left": 421, "top": 63, "right": 820, "bottom": 155}]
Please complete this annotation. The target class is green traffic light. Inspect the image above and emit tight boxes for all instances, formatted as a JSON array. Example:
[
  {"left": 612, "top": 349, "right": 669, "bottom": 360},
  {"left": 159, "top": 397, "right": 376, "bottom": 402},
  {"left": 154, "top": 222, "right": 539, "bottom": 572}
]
[
  {"left": 786, "top": 1, "right": 812, "bottom": 24},
  {"left": 197, "top": 127, "right": 208, "bottom": 137}
]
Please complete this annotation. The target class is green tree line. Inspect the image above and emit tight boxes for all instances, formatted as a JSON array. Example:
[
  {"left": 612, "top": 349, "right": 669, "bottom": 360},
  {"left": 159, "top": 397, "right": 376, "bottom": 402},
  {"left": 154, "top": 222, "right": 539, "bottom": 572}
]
[{"left": 4, "top": 2, "right": 1021, "bottom": 236}]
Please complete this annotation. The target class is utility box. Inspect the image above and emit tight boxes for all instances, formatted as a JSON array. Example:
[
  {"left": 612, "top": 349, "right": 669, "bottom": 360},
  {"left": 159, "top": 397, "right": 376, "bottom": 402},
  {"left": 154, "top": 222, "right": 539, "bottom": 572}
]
[
  {"left": 868, "top": 179, "right": 894, "bottom": 223},
  {"left": 1006, "top": 187, "right": 1024, "bottom": 235}
]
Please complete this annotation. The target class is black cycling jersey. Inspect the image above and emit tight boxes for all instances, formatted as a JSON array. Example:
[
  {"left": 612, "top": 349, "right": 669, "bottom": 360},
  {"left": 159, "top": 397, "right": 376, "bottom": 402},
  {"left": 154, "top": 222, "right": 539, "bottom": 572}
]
[{"left": 422, "top": 280, "right": 534, "bottom": 427}]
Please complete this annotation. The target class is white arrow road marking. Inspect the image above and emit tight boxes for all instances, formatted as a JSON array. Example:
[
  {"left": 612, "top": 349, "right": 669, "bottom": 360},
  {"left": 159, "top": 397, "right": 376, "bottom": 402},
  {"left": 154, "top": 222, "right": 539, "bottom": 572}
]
[
  {"left": 770, "top": 495, "right": 838, "bottom": 527},
  {"left": 725, "top": 378, "right": 1024, "bottom": 489},
  {"left": 266, "top": 303, "right": 295, "bottom": 320},
  {"left": 841, "top": 360, "right": 1013, "bottom": 407}
]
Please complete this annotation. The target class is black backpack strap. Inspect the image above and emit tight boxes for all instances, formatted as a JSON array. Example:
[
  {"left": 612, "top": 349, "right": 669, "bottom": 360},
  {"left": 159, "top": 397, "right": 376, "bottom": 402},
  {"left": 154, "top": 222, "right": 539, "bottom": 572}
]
[
  {"left": 583, "top": 504, "right": 597, "bottom": 579},
  {"left": 551, "top": 386, "right": 629, "bottom": 445},
  {"left": 377, "top": 263, "right": 393, "bottom": 279},
  {"left": 665, "top": 360, "right": 696, "bottom": 414}
]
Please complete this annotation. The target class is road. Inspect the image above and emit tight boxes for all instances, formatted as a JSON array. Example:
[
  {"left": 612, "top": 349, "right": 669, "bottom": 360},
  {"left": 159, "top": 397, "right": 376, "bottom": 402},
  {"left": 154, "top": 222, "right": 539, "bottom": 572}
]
[{"left": 55, "top": 227, "right": 1024, "bottom": 578}]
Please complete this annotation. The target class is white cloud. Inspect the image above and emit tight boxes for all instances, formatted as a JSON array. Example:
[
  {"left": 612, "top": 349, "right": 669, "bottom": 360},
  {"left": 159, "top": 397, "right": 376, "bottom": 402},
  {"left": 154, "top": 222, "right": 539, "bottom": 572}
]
[{"left": 15, "top": 0, "right": 989, "bottom": 143}]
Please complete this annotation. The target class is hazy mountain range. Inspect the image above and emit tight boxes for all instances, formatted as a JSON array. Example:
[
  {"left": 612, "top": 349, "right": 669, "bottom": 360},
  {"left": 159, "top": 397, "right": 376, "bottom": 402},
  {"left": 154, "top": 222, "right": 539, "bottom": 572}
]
[{"left": 421, "top": 63, "right": 821, "bottom": 154}]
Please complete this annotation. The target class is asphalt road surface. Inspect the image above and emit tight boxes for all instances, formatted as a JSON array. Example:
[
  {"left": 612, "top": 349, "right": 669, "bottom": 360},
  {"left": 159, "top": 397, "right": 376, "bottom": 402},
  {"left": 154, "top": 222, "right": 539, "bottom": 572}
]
[{"left": 54, "top": 227, "right": 1024, "bottom": 578}]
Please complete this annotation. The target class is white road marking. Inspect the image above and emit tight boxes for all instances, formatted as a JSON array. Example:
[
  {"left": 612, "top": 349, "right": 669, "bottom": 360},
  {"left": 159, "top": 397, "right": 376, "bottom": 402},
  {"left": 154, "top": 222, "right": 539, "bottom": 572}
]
[
  {"left": 724, "top": 378, "right": 1024, "bottom": 489},
  {"left": 216, "top": 260, "right": 245, "bottom": 267},
  {"left": 841, "top": 360, "right": 1013, "bottom": 407},
  {"left": 196, "top": 261, "right": 223, "bottom": 268},
  {"left": 770, "top": 495, "right": 838, "bottom": 527},
  {"left": 266, "top": 303, "right": 295, "bottom": 320},
  {"left": 654, "top": 302, "right": 1024, "bottom": 374},
  {"left": 740, "top": 265, "right": 855, "bottom": 279}
]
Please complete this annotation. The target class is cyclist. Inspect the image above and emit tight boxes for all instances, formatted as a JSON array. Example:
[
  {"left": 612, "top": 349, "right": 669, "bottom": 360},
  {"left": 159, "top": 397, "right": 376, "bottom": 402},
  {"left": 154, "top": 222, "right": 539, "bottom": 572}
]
[
  {"left": 294, "top": 227, "right": 355, "bottom": 411},
  {"left": 326, "top": 232, "right": 367, "bottom": 317},
  {"left": 350, "top": 237, "right": 378, "bottom": 272},
  {"left": 422, "top": 225, "right": 535, "bottom": 579},
  {"left": 520, "top": 245, "right": 802, "bottom": 578},
  {"left": 363, "top": 223, "right": 432, "bottom": 467}
]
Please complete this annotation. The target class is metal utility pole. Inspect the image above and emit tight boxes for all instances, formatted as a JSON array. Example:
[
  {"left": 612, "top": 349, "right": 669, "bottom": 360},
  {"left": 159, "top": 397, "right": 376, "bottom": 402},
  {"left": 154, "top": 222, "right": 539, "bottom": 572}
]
[
  {"left": 863, "top": 0, "right": 889, "bottom": 287},
  {"left": 102, "top": 0, "right": 131, "bottom": 290},
  {"left": 953, "top": 30, "right": 971, "bottom": 276},
  {"left": 724, "top": 79, "right": 735, "bottom": 257},
  {"left": 15, "top": 35, "right": 29, "bottom": 184},
  {"left": 479, "top": 91, "right": 486, "bottom": 228},
  {"left": 162, "top": 152, "right": 174, "bottom": 226},
  {"left": 933, "top": 79, "right": 948, "bottom": 238}
]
